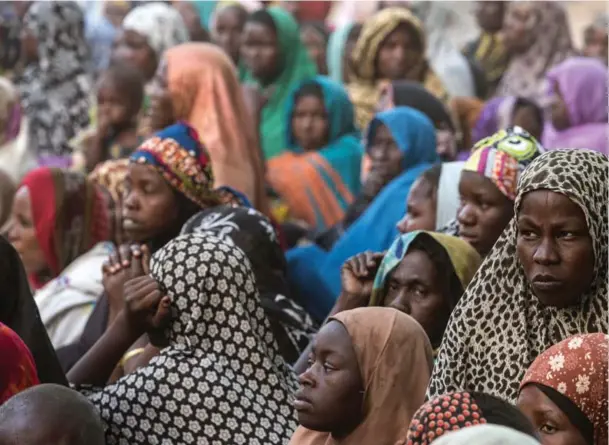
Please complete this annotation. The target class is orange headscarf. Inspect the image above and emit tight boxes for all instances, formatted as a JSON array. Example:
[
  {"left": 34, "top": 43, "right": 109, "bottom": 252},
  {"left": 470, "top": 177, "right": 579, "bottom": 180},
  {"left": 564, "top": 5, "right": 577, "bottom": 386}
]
[{"left": 165, "top": 43, "right": 267, "bottom": 212}]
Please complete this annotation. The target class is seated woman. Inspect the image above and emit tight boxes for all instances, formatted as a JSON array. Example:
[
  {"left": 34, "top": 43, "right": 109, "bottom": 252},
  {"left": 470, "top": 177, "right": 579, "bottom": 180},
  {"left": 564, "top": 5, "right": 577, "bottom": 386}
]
[
  {"left": 543, "top": 57, "right": 608, "bottom": 155},
  {"left": 429, "top": 150, "right": 608, "bottom": 403},
  {"left": 0, "top": 322, "right": 40, "bottom": 404},
  {"left": 518, "top": 333, "right": 608, "bottom": 445},
  {"left": 347, "top": 7, "right": 449, "bottom": 130},
  {"left": 289, "top": 307, "right": 432, "bottom": 444},
  {"left": 267, "top": 76, "right": 361, "bottom": 230},
  {"left": 69, "top": 234, "right": 299, "bottom": 444},
  {"left": 240, "top": 7, "right": 317, "bottom": 160}
]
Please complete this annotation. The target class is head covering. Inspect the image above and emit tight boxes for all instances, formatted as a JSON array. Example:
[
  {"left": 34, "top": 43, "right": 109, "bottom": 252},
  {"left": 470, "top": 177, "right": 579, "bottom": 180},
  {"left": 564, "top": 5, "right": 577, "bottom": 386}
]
[
  {"left": 327, "top": 23, "right": 355, "bottom": 83},
  {"left": 497, "top": 2, "right": 574, "bottom": 102},
  {"left": 435, "top": 161, "right": 463, "bottom": 230},
  {"left": 289, "top": 307, "right": 433, "bottom": 445},
  {"left": 370, "top": 231, "right": 481, "bottom": 306},
  {"left": 521, "top": 333, "right": 608, "bottom": 445},
  {"left": 20, "top": 168, "right": 110, "bottom": 289},
  {"left": 268, "top": 76, "right": 361, "bottom": 229},
  {"left": 0, "top": 322, "right": 39, "bottom": 404},
  {"left": 432, "top": 425, "right": 540, "bottom": 445},
  {"left": 122, "top": 2, "right": 189, "bottom": 59},
  {"left": 86, "top": 233, "right": 299, "bottom": 443},
  {"left": 164, "top": 43, "right": 266, "bottom": 209},
  {"left": 241, "top": 7, "right": 317, "bottom": 160},
  {"left": 542, "top": 57, "right": 608, "bottom": 155},
  {"left": 16, "top": 1, "right": 91, "bottom": 156},
  {"left": 429, "top": 149, "right": 609, "bottom": 403},
  {"left": 388, "top": 81, "right": 454, "bottom": 130}
]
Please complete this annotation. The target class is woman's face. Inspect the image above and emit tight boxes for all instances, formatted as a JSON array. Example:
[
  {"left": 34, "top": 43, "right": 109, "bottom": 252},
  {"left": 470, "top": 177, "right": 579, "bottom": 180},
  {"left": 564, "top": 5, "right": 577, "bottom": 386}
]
[
  {"left": 212, "top": 7, "right": 246, "bottom": 63},
  {"left": 435, "top": 126, "right": 458, "bottom": 162},
  {"left": 367, "top": 124, "right": 403, "bottom": 179},
  {"left": 7, "top": 187, "right": 47, "bottom": 275},
  {"left": 112, "top": 30, "right": 158, "bottom": 81},
  {"left": 512, "top": 105, "right": 543, "bottom": 142},
  {"left": 457, "top": 171, "right": 513, "bottom": 256},
  {"left": 475, "top": 1, "right": 505, "bottom": 33},
  {"left": 148, "top": 58, "right": 175, "bottom": 132},
  {"left": 381, "top": 249, "right": 451, "bottom": 346},
  {"left": 583, "top": 26, "right": 609, "bottom": 65},
  {"left": 549, "top": 81, "right": 570, "bottom": 131},
  {"left": 240, "top": 21, "right": 280, "bottom": 83},
  {"left": 295, "top": 321, "right": 363, "bottom": 436},
  {"left": 517, "top": 385, "right": 588, "bottom": 445},
  {"left": 503, "top": 2, "right": 539, "bottom": 54},
  {"left": 375, "top": 23, "right": 422, "bottom": 81},
  {"left": 301, "top": 27, "right": 327, "bottom": 74},
  {"left": 516, "top": 190, "right": 594, "bottom": 309},
  {"left": 291, "top": 94, "right": 329, "bottom": 152},
  {"left": 122, "top": 164, "right": 180, "bottom": 243},
  {"left": 96, "top": 74, "right": 133, "bottom": 129},
  {"left": 397, "top": 177, "right": 436, "bottom": 234}
]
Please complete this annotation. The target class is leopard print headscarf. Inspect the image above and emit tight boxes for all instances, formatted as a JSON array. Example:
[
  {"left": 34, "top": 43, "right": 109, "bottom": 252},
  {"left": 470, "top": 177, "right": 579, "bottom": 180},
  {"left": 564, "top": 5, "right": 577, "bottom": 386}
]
[{"left": 428, "top": 149, "right": 608, "bottom": 403}]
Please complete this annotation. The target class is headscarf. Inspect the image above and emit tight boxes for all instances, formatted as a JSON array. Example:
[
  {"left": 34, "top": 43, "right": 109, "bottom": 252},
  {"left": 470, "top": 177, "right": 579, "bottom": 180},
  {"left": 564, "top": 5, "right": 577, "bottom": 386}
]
[
  {"left": 429, "top": 150, "right": 608, "bottom": 403},
  {"left": 181, "top": 206, "right": 317, "bottom": 364},
  {"left": 370, "top": 231, "right": 481, "bottom": 306},
  {"left": 0, "top": 322, "right": 40, "bottom": 404},
  {"left": 164, "top": 43, "right": 267, "bottom": 209},
  {"left": 0, "top": 236, "right": 67, "bottom": 385},
  {"left": 20, "top": 168, "right": 110, "bottom": 289},
  {"left": 85, "top": 234, "right": 299, "bottom": 444},
  {"left": 496, "top": 2, "right": 574, "bottom": 102},
  {"left": 326, "top": 23, "right": 355, "bottom": 83},
  {"left": 432, "top": 425, "right": 540, "bottom": 445},
  {"left": 241, "top": 7, "right": 317, "bottom": 160},
  {"left": 121, "top": 2, "right": 189, "bottom": 60},
  {"left": 348, "top": 8, "right": 449, "bottom": 130},
  {"left": 387, "top": 81, "right": 454, "bottom": 130},
  {"left": 268, "top": 76, "right": 361, "bottom": 229},
  {"left": 15, "top": 1, "right": 91, "bottom": 157},
  {"left": 435, "top": 161, "right": 463, "bottom": 231},
  {"left": 542, "top": 57, "right": 608, "bottom": 155},
  {"left": 521, "top": 333, "right": 608, "bottom": 445},
  {"left": 288, "top": 307, "right": 433, "bottom": 445}
]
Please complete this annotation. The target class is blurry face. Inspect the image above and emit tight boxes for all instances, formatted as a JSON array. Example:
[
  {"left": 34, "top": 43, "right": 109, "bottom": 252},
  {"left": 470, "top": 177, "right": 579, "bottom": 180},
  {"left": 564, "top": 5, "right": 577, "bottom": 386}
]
[
  {"left": 513, "top": 105, "right": 543, "bottom": 142},
  {"left": 96, "top": 75, "right": 134, "bottom": 128},
  {"left": 291, "top": 94, "right": 329, "bottom": 152},
  {"left": 375, "top": 24, "right": 422, "bottom": 81},
  {"left": 7, "top": 187, "right": 47, "bottom": 275},
  {"left": 517, "top": 385, "right": 588, "bottom": 445},
  {"left": 397, "top": 177, "right": 436, "bottom": 234},
  {"left": 212, "top": 7, "right": 246, "bottom": 63},
  {"left": 367, "top": 124, "right": 403, "bottom": 178},
  {"left": 295, "top": 321, "right": 363, "bottom": 436},
  {"left": 516, "top": 190, "right": 594, "bottom": 309},
  {"left": 301, "top": 27, "right": 327, "bottom": 74},
  {"left": 549, "top": 81, "right": 570, "bottom": 131},
  {"left": 122, "top": 164, "right": 180, "bottom": 243},
  {"left": 175, "top": 2, "right": 208, "bottom": 42},
  {"left": 503, "top": 2, "right": 539, "bottom": 54},
  {"left": 112, "top": 30, "right": 158, "bottom": 81},
  {"left": 435, "top": 127, "right": 458, "bottom": 161},
  {"left": 148, "top": 58, "right": 175, "bottom": 132},
  {"left": 475, "top": 1, "right": 504, "bottom": 33},
  {"left": 583, "top": 27, "right": 608, "bottom": 65},
  {"left": 457, "top": 171, "right": 513, "bottom": 256},
  {"left": 241, "top": 21, "right": 280, "bottom": 83}
]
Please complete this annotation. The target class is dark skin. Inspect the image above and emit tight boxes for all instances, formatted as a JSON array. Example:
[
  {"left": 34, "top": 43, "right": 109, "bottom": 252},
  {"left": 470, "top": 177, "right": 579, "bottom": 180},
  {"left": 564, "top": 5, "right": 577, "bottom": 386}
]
[
  {"left": 583, "top": 26, "right": 608, "bottom": 65},
  {"left": 457, "top": 171, "right": 513, "bottom": 256},
  {"left": 241, "top": 21, "right": 280, "bottom": 85},
  {"left": 503, "top": 2, "right": 539, "bottom": 55},
  {"left": 375, "top": 23, "right": 423, "bottom": 81},
  {"left": 516, "top": 190, "right": 594, "bottom": 309},
  {"left": 397, "top": 177, "right": 437, "bottom": 234},
  {"left": 475, "top": 1, "right": 505, "bottom": 33},
  {"left": 112, "top": 30, "right": 158, "bottom": 81},
  {"left": 342, "top": 33, "right": 360, "bottom": 83},
  {"left": 174, "top": 2, "right": 210, "bottom": 42},
  {"left": 295, "top": 321, "right": 364, "bottom": 437},
  {"left": 301, "top": 26, "right": 328, "bottom": 75},
  {"left": 549, "top": 81, "right": 570, "bottom": 131},
  {"left": 291, "top": 94, "right": 329, "bottom": 152},
  {"left": 212, "top": 6, "right": 248, "bottom": 64},
  {"left": 512, "top": 104, "right": 543, "bottom": 142},
  {"left": 147, "top": 58, "right": 175, "bottom": 132},
  {"left": 518, "top": 385, "right": 588, "bottom": 445},
  {"left": 362, "top": 124, "right": 404, "bottom": 200}
]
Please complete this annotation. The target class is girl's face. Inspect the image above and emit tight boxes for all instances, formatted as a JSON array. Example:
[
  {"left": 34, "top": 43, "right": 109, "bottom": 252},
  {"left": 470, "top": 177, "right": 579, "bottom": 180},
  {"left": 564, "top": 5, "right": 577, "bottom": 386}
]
[
  {"left": 583, "top": 26, "right": 609, "bottom": 65},
  {"left": 148, "top": 58, "right": 176, "bottom": 132},
  {"left": 240, "top": 21, "right": 280, "bottom": 83},
  {"left": 112, "top": 30, "right": 158, "bottom": 81},
  {"left": 397, "top": 177, "right": 436, "bottom": 234},
  {"left": 375, "top": 23, "right": 422, "bottom": 81},
  {"left": 301, "top": 27, "right": 327, "bottom": 74},
  {"left": 96, "top": 75, "right": 135, "bottom": 129},
  {"left": 503, "top": 2, "right": 539, "bottom": 54},
  {"left": 367, "top": 124, "right": 403, "bottom": 179},
  {"left": 291, "top": 93, "right": 329, "bottom": 152},
  {"left": 212, "top": 8, "right": 247, "bottom": 64}
]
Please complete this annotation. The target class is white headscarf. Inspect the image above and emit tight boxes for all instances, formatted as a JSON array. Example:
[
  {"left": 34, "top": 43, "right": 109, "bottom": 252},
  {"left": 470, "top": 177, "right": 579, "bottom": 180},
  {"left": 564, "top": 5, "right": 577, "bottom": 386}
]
[
  {"left": 435, "top": 161, "right": 463, "bottom": 230},
  {"left": 433, "top": 425, "right": 540, "bottom": 445}
]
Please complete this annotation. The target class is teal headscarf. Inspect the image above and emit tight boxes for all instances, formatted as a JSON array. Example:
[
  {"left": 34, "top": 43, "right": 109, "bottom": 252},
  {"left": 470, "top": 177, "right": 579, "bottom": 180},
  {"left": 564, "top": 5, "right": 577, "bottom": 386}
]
[
  {"left": 326, "top": 23, "right": 355, "bottom": 83},
  {"left": 241, "top": 7, "right": 317, "bottom": 160}
]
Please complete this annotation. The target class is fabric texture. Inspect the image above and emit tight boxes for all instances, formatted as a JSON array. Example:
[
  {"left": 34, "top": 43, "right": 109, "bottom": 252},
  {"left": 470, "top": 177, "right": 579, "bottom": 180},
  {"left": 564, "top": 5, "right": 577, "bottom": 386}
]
[
  {"left": 432, "top": 425, "right": 540, "bottom": 445},
  {"left": 521, "top": 333, "right": 608, "bottom": 445},
  {"left": 15, "top": 1, "right": 91, "bottom": 157},
  {"left": 165, "top": 43, "right": 267, "bottom": 210},
  {"left": 0, "top": 322, "right": 40, "bottom": 404},
  {"left": 86, "top": 234, "right": 298, "bottom": 444},
  {"left": 268, "top": 76, "right": 361, "bottom": 229},
  {"left": 241, "top": 7, "right": 317, "bottom": 160},
  {"left": 463, "top": 32, "right": 510, "bottom": 94},
  {"left": 289, "top": 307, "right": 433, "bottom": 445},
  {"left": 327, "top": 23, "right": 354, "bottom": 83},
  {"left": 429, "top": 149, "right": 609, "bottom": 403}
]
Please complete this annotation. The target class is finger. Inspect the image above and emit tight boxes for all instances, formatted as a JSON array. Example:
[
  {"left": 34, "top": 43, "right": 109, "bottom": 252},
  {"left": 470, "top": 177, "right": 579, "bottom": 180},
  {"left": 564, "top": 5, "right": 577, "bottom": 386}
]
[
  {"left": 102, "top": 261, "right": 111, "bottom": 275},
  {"left": 109, "top": 251, "right": 120, "bottom": 271},
  {"left": 137, "top": 290, "right": 163, "bottom": 313},
  {"left": 151, "top": 297, "right": 171, "bottom": 328},
  {"left": 141, "top": 244, "right": 151, "bottom": 275},
  {"left": 124, "top": 276, "right": 156, "bottom": 295},
  {"left": 130, "top": 244, "right": 144, "bottom": 278},
  {"left": 119, "top": 244, "right": 132, "bottom": 268}
]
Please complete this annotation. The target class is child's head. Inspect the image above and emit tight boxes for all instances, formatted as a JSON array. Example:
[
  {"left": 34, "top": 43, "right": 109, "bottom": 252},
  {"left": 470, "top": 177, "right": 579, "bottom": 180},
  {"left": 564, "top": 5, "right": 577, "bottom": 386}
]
[
  {"left": 97, "top": 62, "right": 145, "bottom": 129},
  {"left": 291, "top": 81, "right": 329, "bottom": 152}
]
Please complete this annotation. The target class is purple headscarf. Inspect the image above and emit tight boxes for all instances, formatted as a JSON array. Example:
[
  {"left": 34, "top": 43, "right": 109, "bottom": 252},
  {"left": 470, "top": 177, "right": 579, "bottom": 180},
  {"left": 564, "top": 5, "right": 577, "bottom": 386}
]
[{"left": 471, "top": 96, "right": 517, "bottom": 144}]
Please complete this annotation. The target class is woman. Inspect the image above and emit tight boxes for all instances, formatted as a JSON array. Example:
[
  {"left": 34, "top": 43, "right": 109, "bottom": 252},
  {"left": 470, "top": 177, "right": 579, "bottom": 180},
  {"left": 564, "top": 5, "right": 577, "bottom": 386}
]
[
  {"left": 497, "top": 2, "right": 574, "bottom": 102},
  {"left": 518, "top": 333, "right": 608, "bottom": 445},
  {"left": 543, "top": 57, "right": 608, "bottom": 155},
  {"left": 429, "top": 150, "right": 608, "bottom": 403},
  {"left": 0, "top": 322, "right": 40, "bottom": 404},
  {"left": 432, "top": 425, "right": 540, "bottom": 445},
  {"left": 583, "top": 15, "right": 608, "bottom": 65},
  {"left": 268, "top": 76, "right": 361, "bottom": 229},
  {"left": 147, "top": 42, "right": 267, "bottom": 210},
  {"left": 289, "top": 307, "right": 432, "bottom": 445},
  {"left": 210, "top": 3, "right": 249, "bottom": 68},
  {"left": 70, "top": 234, "right": 299, "bottom": 444},
  {"left": 15, "top": 1, "right": 91, "bottom": 161},
  {"left": 241, "top": 7, "right": 317, "bottom": 160},
  {"left": 347, "top": 7, "right": 449, "bottom": 130},
  {"left": 300, "top": 22, "right": 328, "bottom": 75}
]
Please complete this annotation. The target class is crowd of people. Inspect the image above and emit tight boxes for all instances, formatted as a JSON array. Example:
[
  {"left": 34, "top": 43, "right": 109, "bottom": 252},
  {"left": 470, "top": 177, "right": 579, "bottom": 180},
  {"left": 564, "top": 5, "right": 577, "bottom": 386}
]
[{"left": 0, "top": 1, "right": 607, "bottom": 444}]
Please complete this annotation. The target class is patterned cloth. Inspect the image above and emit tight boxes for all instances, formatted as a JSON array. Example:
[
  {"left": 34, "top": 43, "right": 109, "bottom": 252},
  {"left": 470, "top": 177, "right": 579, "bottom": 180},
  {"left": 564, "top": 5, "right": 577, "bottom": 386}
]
[
  {"left": 86, "top": 234, "right": 298, "bottom": 444},
  {"left": 15, "top": 1, "right": 91, "bottom": 156},
  {"left": 463, "top": 32, "right": 510, "bottom": 95},
  {"left": 521, "top": 333, "right": 608, "bottom": 445},
  {"left": 181, "top": 206, "right": 317, "bottom": 364},
  {"left": 429, "top": 150, "right": 608, "bottom": 403},
  {"left": 432, "top": 425, "right": 540, "bottom": 445},
  {"left": 0, "top": 322, "right": 39, "bottom": 404}
]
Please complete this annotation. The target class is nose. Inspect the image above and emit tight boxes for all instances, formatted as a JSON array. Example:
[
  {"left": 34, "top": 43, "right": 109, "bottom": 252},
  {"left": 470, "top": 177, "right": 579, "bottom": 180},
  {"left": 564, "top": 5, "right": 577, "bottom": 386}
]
[
  {"left": 396, "top": 214, "right": 409, "bottom": 234},
  {"left": 123, "top": 190, "right": 138, "bottom": 213},
  {"left": 457, "top": 203, "right": 476, "bottom": 227},
  {"left": 298, "top": 366, "right": 316, "bottom": 388},
  {"left": 390, "top": 293, "right": 411, "bottom": 315},
  {"left": 370, "top": 145, "right": 388, "bottom": 162},
  {"left": 533, "top": 237, "right": 560, "bottom": 265}
]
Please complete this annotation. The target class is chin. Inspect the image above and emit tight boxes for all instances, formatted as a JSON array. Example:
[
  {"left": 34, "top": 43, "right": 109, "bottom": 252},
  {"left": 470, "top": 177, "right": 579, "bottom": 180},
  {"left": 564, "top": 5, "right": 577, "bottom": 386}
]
[{"left": 298, "top": 416, "right": 332, "bottom": 433}]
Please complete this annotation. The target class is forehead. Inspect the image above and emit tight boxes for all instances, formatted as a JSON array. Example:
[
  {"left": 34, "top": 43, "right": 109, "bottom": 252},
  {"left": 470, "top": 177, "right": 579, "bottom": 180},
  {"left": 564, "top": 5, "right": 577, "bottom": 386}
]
[{"left": 391, "top": 249, "right": 436, "bottom": 281}]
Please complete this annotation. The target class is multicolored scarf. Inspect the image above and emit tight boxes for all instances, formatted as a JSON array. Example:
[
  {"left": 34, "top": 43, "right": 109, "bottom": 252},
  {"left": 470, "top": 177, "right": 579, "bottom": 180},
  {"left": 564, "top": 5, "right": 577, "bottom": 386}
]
[{"left": 0, "top": 322, "right": 40, "bottom": 404}]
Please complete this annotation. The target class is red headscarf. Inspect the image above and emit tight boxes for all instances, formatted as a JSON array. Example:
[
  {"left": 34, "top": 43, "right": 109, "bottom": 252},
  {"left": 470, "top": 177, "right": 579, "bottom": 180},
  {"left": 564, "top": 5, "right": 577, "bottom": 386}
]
[{"left": 0, "top": 322, "right": 39, "bottom": 404}]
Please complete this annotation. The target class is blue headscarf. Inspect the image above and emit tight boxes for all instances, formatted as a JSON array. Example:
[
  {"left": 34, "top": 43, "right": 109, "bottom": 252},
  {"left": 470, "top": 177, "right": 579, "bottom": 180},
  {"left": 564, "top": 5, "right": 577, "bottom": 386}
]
[{"left": 326, "top": 23, "right": 355, "bottom": 83}]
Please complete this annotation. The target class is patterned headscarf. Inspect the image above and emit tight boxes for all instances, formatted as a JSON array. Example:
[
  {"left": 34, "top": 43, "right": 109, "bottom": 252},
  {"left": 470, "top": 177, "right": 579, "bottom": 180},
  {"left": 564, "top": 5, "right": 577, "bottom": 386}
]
[
  {"left": 521, "top": 333, "right": 609, "bottom": 445},
  {"left": 0, "top": 322, "right": 39, "bottom": 404},
  {"left": 432, "top": 425, "right": 540, "bottom": 445},
  {"left": 429, "top": 150, "right": 608, "bottom": 403}
]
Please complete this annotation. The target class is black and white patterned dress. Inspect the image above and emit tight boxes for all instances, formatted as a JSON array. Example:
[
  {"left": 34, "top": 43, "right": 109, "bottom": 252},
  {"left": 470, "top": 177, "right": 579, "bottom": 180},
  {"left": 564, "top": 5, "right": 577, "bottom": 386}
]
[{"left": 86, "top": 234, "right": 299, "bottom": 444}]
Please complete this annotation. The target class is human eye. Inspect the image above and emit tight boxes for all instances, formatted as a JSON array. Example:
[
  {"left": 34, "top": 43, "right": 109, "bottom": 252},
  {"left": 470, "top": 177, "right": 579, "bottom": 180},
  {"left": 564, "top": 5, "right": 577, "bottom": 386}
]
[{"left": 540, "top": 423, "right": 558, "bottom": 434}]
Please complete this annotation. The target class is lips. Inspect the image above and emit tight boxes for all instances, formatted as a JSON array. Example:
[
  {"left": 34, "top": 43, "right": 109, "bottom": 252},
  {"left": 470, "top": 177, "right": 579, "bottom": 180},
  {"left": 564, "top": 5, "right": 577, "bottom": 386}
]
[
  {"left": 531, "top": 274, "right": 562, "bottom": 291},
  {"left": 293, "top": 391, "right": 313, "bottom": 412},
  {"left": 122, "top": 218, "right": 142, "bottom": 231}
]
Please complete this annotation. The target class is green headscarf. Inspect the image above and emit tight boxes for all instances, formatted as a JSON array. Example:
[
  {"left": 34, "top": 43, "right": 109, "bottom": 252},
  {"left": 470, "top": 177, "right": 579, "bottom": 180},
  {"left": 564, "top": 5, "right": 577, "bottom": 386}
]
[{"left": 241, "top": 7, "right": 317, "bottom": 160}]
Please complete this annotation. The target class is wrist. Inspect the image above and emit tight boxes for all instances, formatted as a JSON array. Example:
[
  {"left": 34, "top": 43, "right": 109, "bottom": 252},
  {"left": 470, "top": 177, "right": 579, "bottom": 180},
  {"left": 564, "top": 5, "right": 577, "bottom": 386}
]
[{"left": 113, "top": 311, "right": 144, "bottom": 344}]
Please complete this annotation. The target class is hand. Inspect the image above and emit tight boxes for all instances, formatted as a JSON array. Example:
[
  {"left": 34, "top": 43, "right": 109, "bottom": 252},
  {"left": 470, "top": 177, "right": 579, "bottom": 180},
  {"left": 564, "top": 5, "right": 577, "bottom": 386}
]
[
  {"left": 339, "top": 251, "right": 385, "bottom": 307},
  {"left": 241, "top": 84, "right": 274, "bottom": 117},
  {"left": 123, "top": 276, "right": 171, "bottom": 336},
  {"left": 361, "top": 169, "right": 390, "bottom": 199}
]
